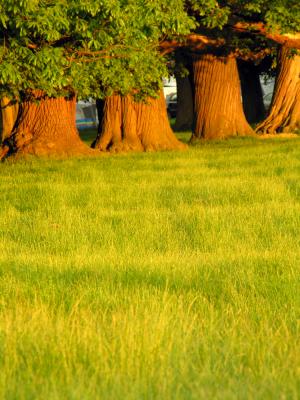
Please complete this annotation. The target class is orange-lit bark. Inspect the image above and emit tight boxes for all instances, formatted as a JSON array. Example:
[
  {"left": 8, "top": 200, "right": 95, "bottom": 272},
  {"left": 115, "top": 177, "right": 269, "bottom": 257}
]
[
  {"left": 93, "top": 91, "right": 186, "bottom": 152},
  {"left": 1, "top": 91, "right": 92, "bottom": 159},
  {"left": 257, "top": 47, "right": 300, "bottom": 134},
  {"left": 191, "top": 54, "right": 255, "bottom": 140}
]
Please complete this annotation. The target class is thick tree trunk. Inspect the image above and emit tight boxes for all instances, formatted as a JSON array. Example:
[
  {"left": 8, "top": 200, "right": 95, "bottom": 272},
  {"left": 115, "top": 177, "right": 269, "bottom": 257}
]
[
  {"left": 92, "top": 91, "right": 186, "bottom": 152},
  {"left": 174, "top": 73, "right": 194, "bottom": 131},
  {"left": 191, "top": 54, "right": 255, "bottom": 141},
  {"left": 1, "top": 91, "right": 92, "bottom": 158},
  {"left": 256, "top": 46, "right": 300, "bottom": 134},
  {"left": 238, "top": 61, "right": 266, "bottom": 124},
  {"left": 1, "top": 98, "right": 19, "bottom": 142}
]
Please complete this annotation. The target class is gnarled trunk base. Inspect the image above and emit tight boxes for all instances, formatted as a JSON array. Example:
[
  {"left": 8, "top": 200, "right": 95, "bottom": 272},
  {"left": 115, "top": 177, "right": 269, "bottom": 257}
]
[
  {"left": 191, "top": 55, "right": 255, "bottom": 141},
  {"left": 1, "top": 92, "right": 93, "bottom": 159},
  {"left": 256, "top": 47, "right": 300, "bottom": 134},
  {"left": 93, "top": 91, "right": 186, "bottom": 152}
]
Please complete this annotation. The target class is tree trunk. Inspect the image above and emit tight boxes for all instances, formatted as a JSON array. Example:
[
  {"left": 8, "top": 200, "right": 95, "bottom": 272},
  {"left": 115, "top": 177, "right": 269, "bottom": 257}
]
[
  {"left": 256, "top": 46, "right": 300, "bottom": 134},
  {"left": 1, "top": 91, "right": 92, "bottom": 159},
  {"left": 92, "top": 90, "right": 186, "bottom": 152},
  {"left": 191, "top": 54, "right": 255, "bottom": 141},
  {"left": 1, "top": 98, "right": 19, "bottom": 142},
  {"left": 238, "top": 61, "right": 266, "bottom": 124},
  {"left": 174, "top": 73, "right": 194, "bottom": 131}
]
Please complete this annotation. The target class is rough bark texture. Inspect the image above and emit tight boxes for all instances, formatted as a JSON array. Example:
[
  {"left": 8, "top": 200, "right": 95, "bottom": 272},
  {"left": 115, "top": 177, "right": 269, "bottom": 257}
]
[
  {"left": 93, "top": 91, "right": 186, "bottom": 152},
  {"left": 191, "top": 54, "right": 255, "bottom": 141},
  {"left": 1, "top": 91, "right": 92, "bottom": 159},
  {"left": 174, "top": 73, "right": 194, "bottom": 131},
  {"left": 238, "top": 61, "right": 266, "bottom": 124},
  {"left": 256, "top": 47, "right": 300, "bottom": 134},
  {"left": 1, "top": 98, "right": 19, "bottom": 142}
]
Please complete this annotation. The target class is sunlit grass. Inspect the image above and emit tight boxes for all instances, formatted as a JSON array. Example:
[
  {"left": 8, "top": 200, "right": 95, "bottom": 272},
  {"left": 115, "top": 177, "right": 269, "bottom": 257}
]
[{"left": 0, "top": 134, "right": 299, "bottom": 399}]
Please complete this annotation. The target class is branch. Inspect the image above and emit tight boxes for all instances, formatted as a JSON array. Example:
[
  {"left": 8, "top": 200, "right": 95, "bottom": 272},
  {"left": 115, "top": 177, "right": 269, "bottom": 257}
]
[
  {"left": 233, "top": 22, "right": 300, "bottom": 49},
  {"left": 159, "top": 34, "right": 225, "bottom": 55},
  {"left": 231, "top": 48, "right": 272, "bottom": 61}
]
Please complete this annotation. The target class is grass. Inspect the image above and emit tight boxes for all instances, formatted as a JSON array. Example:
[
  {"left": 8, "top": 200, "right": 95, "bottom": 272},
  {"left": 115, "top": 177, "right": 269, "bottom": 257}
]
[{"left": 0, "top": 131, "right": 299, "bottom": 399}]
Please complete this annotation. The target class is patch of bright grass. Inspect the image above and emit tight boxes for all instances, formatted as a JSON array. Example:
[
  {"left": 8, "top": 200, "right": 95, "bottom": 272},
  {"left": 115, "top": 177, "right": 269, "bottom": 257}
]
[{"left": 0, "top": 133, "right": 299, "bottom": 399}]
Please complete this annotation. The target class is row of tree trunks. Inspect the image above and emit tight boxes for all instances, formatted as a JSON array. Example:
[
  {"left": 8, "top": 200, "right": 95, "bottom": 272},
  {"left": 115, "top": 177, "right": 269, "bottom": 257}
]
[
  {"left": 191, "top": 54, "right": 255, "bottom": 140},
  {"left": 174, "top": 57, "right": 266, "bottom": 135},
  {"left": 257, "top": 46, "right": 300, "bottom": 134},
  {"left": 92, "top": 90, "right": 186, "bottom": 152},
  {"left": 175, "top": 48, "right": 300, "bottom": 138},
  {"left": 1, "top": 46, "right": 299, "bottom": 160},
  {"left": 1, "top": 91, "right": 92, "bottom": 159}
]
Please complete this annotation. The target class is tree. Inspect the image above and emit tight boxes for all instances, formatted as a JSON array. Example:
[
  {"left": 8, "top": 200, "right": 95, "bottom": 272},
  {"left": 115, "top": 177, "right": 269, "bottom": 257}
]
[
  {"left": 256, "top": 47, "right": 300, "bottom": 133},
  {"left": 92, "top": 90, "right": 186, "bottom": 152},
  {"left": 173, "top": 52, "right": 194, "bottom": 132},
  {"left": 231, "top": 1, "right": 300, "bottom": 133},
  {"left": 238, "top": 60, "right": 266, "bottom": 124},
  {"left": 171, "top": 0, "right": 300, "bottom": 140},
  {"left": 0, "top": 0, "right": 194, "bottom": 158},
  {"left": 191, "top": 53, "right": 255, "bottom": 140}
]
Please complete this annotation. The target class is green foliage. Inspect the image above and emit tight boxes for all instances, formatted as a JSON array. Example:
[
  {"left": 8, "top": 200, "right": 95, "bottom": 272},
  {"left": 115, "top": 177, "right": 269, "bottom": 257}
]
[
  {"left": 1, "top": 1, "right": 299, "bottom": 99},
  {"left": 0, "top": 0, "right": 195, "bottom": 99},
  {"left": 188, "top": 0, "right": 230, "bottom": 29},
  {"left": 218, "top": 0, "right": 300, "bottom": 30},
  {"left": 265, "top": 0, "right": 300, "bottom": 33}
]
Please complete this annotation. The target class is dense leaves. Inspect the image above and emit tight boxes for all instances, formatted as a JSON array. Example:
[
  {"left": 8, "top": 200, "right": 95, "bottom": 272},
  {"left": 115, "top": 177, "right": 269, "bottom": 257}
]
[
  {"left": 0, "top": 0, "right": 299, "bottom": 100},
  {"left": 0, "top": 0, "right": 195, "bottom": 99}
]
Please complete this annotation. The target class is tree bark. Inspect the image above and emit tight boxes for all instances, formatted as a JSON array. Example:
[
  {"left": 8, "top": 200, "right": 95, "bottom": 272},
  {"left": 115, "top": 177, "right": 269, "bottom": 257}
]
[
  {"left": 238, "top": 61, "right": 266, "bottom": 124},
  {"left": 256, "top": 46, "right": 300, "bottom": 134},
  {"left": 1, "top": 98, "right": 19, "bottom": 142},
  {"left": 1, "top": 91, "right": 92, "bottom": 159},
  {"left": 174, "top": 73, "right": 194, "bottom": 131},
  {"left": 92, "top": 90, "right": 186, "bottom": 152},
  {"left": 191, "top": 54, "right": 255, "bottom": 141}
]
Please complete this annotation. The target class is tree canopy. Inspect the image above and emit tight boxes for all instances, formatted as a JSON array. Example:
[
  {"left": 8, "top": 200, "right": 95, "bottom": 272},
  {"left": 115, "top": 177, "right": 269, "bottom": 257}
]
[
  {"left": 1, "top": 0, "right": 299, "bottom": 102},
  {"left": 0, "top": 0, "right": 195, "bottom": 100}
]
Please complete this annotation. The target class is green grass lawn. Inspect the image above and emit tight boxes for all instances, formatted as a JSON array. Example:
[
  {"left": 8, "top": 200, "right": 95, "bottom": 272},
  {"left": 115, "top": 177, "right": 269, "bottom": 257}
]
[{"left": 0, "top": 132, "right": 299, "bottom": 399}]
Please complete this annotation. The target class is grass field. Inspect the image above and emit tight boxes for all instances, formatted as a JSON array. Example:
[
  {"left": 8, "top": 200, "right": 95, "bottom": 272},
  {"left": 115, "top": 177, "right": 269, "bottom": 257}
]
[{"left": 0, "top": 131, "right": 299, "bottom": 399}]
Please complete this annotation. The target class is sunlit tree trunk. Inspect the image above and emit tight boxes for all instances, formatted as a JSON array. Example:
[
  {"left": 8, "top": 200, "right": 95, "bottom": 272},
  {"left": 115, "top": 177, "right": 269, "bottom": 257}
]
[
  {"left": 1, "top": 91, "right": 92, "bottom": 158},
  {"left": 238, "top": 61, "right": 265, "bottom": 124},
  {"left": 257, "top": 46, "right": 300, "bottom": 134},
  {"left": 191, "top": 54, "right": 255, "bottom": 141},
  {"left": 1, "top": 97, "right": 19, "bottom": 142},
  {"left": 93, "top": 90, "right": 186, "bottom": 152}
]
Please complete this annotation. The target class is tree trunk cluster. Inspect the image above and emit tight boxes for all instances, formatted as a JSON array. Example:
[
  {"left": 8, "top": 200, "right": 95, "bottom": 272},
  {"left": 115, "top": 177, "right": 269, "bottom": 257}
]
[
  {"left": 1, "top": 45, "right": 299, "bottom": 160},
  {"left": 93, "top": 91, "right": 186, "bottom": 152}
]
